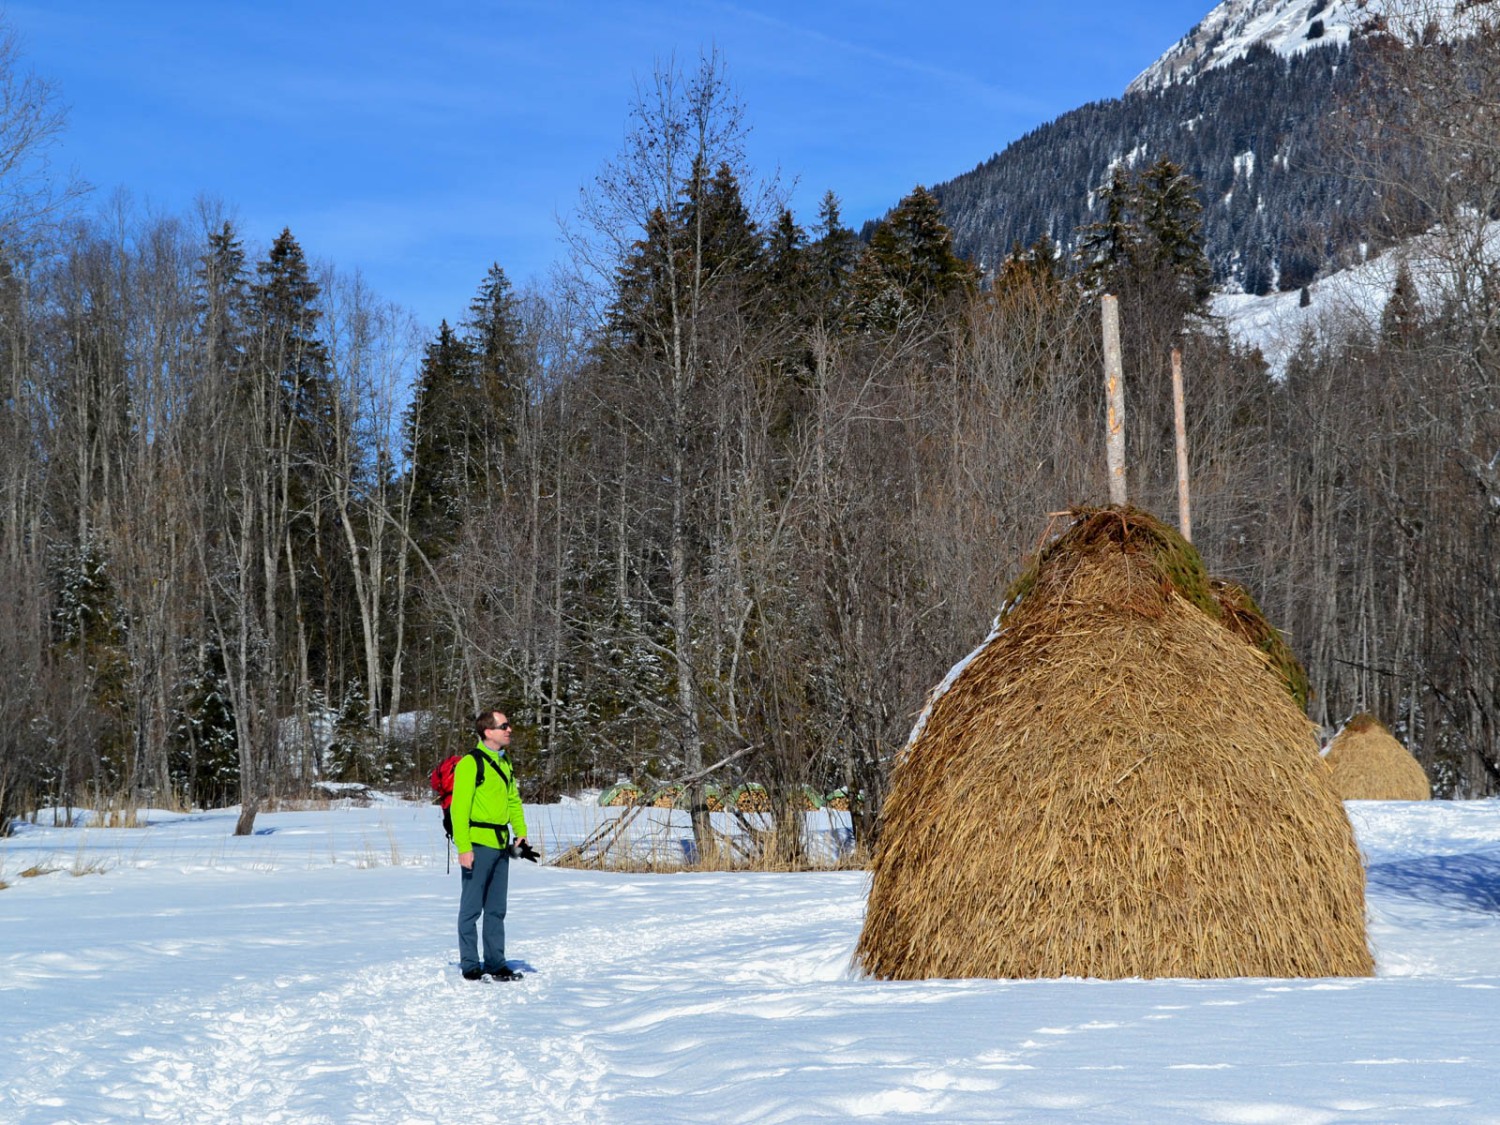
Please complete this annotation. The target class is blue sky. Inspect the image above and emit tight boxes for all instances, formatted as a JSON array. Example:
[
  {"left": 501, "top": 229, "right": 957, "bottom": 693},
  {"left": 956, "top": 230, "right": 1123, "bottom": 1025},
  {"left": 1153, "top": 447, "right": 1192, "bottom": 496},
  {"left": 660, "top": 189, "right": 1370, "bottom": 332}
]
[{"left": 10, "top": 1, "right": 1214, "bottom": 331}]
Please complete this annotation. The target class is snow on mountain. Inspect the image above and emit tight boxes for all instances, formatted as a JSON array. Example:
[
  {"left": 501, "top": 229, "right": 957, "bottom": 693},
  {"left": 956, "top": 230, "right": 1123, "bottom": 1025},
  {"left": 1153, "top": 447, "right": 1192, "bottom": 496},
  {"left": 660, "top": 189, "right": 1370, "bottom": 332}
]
[
  {"left": 1128, "top": 0, "right": 1365, "bottom": 93},
  {"left": 1216, "top": 219, "right": 1500, "bottom": 376},
  {"left": 1128, "top": 0, "right": 1487, "bottom": 94}
]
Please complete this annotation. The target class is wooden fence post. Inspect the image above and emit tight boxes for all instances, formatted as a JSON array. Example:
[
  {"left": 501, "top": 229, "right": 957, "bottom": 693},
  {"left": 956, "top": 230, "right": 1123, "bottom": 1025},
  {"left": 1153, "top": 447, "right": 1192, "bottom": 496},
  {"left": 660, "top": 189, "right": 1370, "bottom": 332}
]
[
  {"left": 1172, "top": 346, "right": 1192, "bottom": 542},
  {"left": 1101, "top": 295, "right": 1127, "bottom": 505}
]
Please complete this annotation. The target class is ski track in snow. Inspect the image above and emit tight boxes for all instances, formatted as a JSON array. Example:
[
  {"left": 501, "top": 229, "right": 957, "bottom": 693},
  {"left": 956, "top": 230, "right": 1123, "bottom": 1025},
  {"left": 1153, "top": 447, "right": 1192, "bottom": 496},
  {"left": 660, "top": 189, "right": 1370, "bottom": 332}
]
[{"left": 3, "top": 866, "right": 871, "bottom": 1124}]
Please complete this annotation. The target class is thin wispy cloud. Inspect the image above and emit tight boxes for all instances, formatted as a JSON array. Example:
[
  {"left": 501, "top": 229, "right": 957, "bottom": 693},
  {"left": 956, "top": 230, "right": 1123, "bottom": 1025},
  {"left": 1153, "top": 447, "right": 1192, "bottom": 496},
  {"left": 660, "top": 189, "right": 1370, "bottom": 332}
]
[
  {"left": 6, "top": 0, "right": 1214, "bottom": 329},
  {"left": 708, "top": 0, "right": 1054, "bottom": 118}
]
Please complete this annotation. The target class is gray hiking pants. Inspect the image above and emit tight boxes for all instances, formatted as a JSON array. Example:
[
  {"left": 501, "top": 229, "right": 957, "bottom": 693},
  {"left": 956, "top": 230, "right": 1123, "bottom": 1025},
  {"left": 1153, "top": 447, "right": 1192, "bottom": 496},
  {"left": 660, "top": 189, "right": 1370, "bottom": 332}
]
[{"left": 458, "top": 843, "right": 509, "bottom": 973}]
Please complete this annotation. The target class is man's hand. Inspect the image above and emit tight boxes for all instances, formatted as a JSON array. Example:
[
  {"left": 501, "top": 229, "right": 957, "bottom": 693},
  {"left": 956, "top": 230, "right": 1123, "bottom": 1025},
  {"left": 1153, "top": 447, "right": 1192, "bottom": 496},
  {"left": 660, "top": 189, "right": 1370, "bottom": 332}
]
[
  {"left": 458, "top": 850, "right": 474, "bottom": 869},
  {"left": 517, "top": 839, "right": 541, "bottom": 862}
]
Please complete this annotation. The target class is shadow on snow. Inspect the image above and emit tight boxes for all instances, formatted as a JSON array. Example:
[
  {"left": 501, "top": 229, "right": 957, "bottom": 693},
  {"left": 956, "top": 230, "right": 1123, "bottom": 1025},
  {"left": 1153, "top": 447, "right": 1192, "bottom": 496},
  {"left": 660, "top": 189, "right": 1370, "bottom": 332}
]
[{"left": 1366, "top": 850, "right": 1500, "bottom": 914}]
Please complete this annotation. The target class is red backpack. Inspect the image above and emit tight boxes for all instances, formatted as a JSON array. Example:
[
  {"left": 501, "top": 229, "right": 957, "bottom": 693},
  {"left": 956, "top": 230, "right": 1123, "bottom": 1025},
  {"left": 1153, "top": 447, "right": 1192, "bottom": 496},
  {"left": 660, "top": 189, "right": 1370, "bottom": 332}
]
[
  {"left": 430, "top": 748, "right": 511, "bottom": 841},
  {"left": 430, "top": 748, "right": 483, "bottom": 840}
]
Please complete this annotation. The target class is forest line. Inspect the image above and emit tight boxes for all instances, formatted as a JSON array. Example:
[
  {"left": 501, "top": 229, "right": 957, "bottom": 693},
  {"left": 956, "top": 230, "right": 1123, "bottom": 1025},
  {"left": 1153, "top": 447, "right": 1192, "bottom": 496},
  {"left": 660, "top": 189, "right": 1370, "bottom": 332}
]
[{"left": 3, "top": 44, "right": 1497, "bottom": 852}]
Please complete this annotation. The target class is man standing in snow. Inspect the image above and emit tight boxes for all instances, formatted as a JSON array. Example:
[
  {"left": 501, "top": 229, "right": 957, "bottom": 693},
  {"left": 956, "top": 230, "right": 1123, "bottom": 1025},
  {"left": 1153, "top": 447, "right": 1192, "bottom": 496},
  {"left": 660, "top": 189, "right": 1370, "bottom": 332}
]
[{"left": 452, "top": 708, "right": 533, "bottom": 981}]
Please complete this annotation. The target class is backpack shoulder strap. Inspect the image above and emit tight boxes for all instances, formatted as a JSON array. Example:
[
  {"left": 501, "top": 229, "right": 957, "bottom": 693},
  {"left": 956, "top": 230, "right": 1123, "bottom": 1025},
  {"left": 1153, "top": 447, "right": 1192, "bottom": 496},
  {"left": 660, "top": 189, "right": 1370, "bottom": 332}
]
[{"left": 460, "top": 745, "right": 512, "bottom": 841}]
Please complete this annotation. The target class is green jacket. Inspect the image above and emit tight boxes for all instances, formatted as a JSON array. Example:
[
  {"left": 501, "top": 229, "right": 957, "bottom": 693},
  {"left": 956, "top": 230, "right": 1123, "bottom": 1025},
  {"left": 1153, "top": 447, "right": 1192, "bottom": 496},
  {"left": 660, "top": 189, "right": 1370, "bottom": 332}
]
[{"left": 451, "top": 742, "right": 527, "bottom": 852}]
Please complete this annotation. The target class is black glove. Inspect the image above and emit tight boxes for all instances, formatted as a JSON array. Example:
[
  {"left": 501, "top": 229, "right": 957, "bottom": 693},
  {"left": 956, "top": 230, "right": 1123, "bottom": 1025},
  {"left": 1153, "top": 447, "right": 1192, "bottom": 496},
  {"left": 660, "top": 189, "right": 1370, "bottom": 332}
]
[{"left": 513, "top": 839, "right": 541, "bottom": 863}]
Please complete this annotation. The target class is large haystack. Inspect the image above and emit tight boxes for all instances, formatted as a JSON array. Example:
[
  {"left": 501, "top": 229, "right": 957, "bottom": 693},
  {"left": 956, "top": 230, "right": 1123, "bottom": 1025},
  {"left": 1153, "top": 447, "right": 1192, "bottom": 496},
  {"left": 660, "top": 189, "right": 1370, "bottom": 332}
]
[
  {"left": 1325, "top": 713, "right": 1431, "bottom": 800},
  {"left": 857, "top": 507, "right": 1372, "bottom": 981}
]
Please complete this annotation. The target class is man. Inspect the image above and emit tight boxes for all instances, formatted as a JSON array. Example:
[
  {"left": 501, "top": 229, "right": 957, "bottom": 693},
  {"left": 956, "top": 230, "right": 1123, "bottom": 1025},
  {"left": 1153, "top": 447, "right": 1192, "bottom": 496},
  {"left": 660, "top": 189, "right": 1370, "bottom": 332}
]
[{"left": 452, "top": 708, "right": 530, "bottom": 981}]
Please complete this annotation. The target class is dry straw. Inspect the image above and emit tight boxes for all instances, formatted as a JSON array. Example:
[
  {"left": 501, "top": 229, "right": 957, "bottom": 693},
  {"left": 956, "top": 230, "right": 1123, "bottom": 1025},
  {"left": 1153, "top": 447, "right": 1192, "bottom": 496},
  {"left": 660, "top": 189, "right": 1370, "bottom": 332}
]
[
  {"left": 856, "top": 506, "right": 1372, "bottom": 981},
  {"left": 1324, "top": 713, "right": 1431, "bottom": 800}
]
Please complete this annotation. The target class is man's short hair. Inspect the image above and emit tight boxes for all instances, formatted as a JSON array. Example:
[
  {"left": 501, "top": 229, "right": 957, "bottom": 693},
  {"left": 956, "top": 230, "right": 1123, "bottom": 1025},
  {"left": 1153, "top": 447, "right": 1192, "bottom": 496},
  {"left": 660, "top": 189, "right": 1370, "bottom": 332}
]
[{"left": 473, "top": 709, "right": 504, "bottom": 739}]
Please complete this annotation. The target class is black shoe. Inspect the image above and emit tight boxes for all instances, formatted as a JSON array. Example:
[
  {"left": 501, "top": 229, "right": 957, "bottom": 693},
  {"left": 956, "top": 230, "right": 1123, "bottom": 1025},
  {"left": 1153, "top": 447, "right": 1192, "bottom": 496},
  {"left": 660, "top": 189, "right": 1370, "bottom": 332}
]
[
  {"left": 461, "top": 967, "right": 485, "bottom": 981},
  {"left": 486, "top": 966, "right": 523, "bottom": 982}
]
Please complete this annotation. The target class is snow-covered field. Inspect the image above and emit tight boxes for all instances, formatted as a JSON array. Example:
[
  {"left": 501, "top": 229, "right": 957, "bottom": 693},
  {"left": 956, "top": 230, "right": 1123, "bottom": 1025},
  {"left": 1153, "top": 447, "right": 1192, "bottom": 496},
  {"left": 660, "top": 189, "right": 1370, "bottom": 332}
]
[{"left": 3, "top": 795, "right": 1500, "bottom": 1123}]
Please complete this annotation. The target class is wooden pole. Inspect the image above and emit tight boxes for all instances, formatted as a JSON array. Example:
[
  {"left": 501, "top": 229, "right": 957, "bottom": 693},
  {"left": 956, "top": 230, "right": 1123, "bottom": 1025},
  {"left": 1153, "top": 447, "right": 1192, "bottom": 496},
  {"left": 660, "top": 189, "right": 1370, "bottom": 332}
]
[
  {"left": 1101, "top": 295, "right": 1127, "bottom": 505},
  {"left": 1172, "top": 347, "right": 1192, "bottom": 542}
]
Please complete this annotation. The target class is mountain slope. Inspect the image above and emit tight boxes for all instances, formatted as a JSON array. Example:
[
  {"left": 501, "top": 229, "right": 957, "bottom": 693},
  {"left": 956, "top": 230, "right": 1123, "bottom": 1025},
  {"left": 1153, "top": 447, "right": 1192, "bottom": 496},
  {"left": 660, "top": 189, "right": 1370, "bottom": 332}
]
[
  {"left": 1133, "top": 0, "right": 1492, "bottom": 91},
  {"left": 933, "top": 37, "right": 1377, "bottom": 292},
  {"left": 932, "top": 0, "right": 1488, "bottom": 293},
  {"left": 1128, "top": 0, "right": 1365, "bottom": 92}
]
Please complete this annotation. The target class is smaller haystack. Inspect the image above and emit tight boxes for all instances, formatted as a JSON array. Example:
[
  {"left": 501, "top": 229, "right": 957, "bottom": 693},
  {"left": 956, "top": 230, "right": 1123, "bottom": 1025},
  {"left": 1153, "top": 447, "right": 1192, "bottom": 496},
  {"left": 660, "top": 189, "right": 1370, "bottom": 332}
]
[
  {"left": 857, "top": 506, "right": 1372, "bottom": 981},
  {"left": 1325, "top": 713, "right": 1431, "bottom": 800}
]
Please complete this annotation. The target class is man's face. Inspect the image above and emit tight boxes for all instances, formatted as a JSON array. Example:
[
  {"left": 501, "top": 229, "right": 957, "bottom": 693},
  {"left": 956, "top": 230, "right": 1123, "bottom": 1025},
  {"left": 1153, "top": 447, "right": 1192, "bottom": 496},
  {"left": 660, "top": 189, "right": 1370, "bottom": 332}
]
[{"left": 489, "top": 713, "right": 512, "bottom": 748}]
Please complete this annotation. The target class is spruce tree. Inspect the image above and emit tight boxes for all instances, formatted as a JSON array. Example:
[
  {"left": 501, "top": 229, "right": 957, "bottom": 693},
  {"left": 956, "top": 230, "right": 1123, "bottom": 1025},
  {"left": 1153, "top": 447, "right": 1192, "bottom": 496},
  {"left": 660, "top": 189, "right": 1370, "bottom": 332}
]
[
  {"left": 251, "top": 229, "right": 333, "bottom": 442},
  {"left": 851, "top": 185, "right": 977, "bottom": 332},
  {"left": 809, "top": 190, "right": 860, "bottom": 325},
  {"left": 1135, "top": 156, "right": 1213, "bottom": 309},
  {"left": 1380, "top": 259, "right": 1424, "bottom": 346},
  {"left": 248, "top": 228, "right": 343, "bottom": 699},
  {"left": 607, "top": 160, "right": 763, "bottom": 351},
  {"left": 677, "top": 158, "right": 761, "bottom": 283},
  {"left": 1073, "top": 156, "right": 1212, "bottom": 324},
  {"left": 1076, "top": 165, "right": 1141, "bottom": 297},
  {"left": 761, "top": 207, "right": 811, "bottom": 322},
  {"left": 196, "top": 222, "right": 249, "bottom": 381},
  {"left": 464, "top": 263, "right": 527, "bottom": 460},
  {"left": 402, "top": 320, "right": 479, "bottom": 554}
]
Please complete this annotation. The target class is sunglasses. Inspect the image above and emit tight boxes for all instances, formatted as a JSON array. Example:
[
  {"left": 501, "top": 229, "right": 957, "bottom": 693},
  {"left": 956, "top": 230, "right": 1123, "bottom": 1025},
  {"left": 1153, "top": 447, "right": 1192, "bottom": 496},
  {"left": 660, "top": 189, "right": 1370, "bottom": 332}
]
[{"left": 491, "top": 722, "right": 511, "bottom": 732}]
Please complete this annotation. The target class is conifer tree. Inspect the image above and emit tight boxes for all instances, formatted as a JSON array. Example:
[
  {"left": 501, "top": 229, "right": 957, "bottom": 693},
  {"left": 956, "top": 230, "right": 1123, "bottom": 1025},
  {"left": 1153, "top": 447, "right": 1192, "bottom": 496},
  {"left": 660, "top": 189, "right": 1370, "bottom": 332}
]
[
  {"left": 1077, "top": 165, "right": 1142, "bottom": 297},
  {"left": 49, "top": 536, "right": 131, "bottom": 784},
  {"left": 678, "top": 158, "right": 761, "bottom": 282},
  {"left": 809, "top": 190, "right": 860, "bottom": 324},
  {"left": 402, "top": 320, "right": 478, "bottom": 554},
  {"left": 1073, "top": 156, "right": 1216, "bottom": 513},
  {"left": 851, "top": 185, "right": 976, "bottom": 331},
  {"left": 1074, "top": 156, "right": 1212, "bottom": 327},
  {"left": 192, "top": 219, "right": 276, "bottom": 833},
  {"left": 761, "top": 207, "right": 811, "bottom": 322},
  {"left": 246, "top": 229, "right": 344, "bottom": 770},
  {"left": 1380, "top": 259, "right": 1423, "bottom": 346},
  {"left": 464, "top": 263, "right": 527, "bottom": 469},
  {"left": 251, "top": 229, "right": 335, "bottom": 458},
  {"left": 196, "top": 222, "right": 249, "bottom": 381},
  {"left": 609, "top": 158, "right": 764, "bottom": 347},
  {"left": 1135, "top": 155, "right": 1213, "bottom": 309}
]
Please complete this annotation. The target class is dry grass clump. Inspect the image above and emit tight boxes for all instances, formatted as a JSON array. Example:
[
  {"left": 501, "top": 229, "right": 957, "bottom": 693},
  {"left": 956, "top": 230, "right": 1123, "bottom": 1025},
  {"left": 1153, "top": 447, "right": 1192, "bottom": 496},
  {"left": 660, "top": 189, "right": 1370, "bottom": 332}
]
[
  {"left": 856, "top": 506, "right": 1372, "bottom": 981},
  {"left": 548, "top": 807, "right": 867, "bottom": 873},
  {"left": 1325, "top": 713, "right": 1431, "bottom": 800}
]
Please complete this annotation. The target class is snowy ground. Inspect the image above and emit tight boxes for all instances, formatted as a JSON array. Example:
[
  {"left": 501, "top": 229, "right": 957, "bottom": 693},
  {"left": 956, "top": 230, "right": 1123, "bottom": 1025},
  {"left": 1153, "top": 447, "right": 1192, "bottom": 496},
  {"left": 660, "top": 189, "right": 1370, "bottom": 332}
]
[{"left": 3, "top": 796, "right": 1500, "bottom": 1124}]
